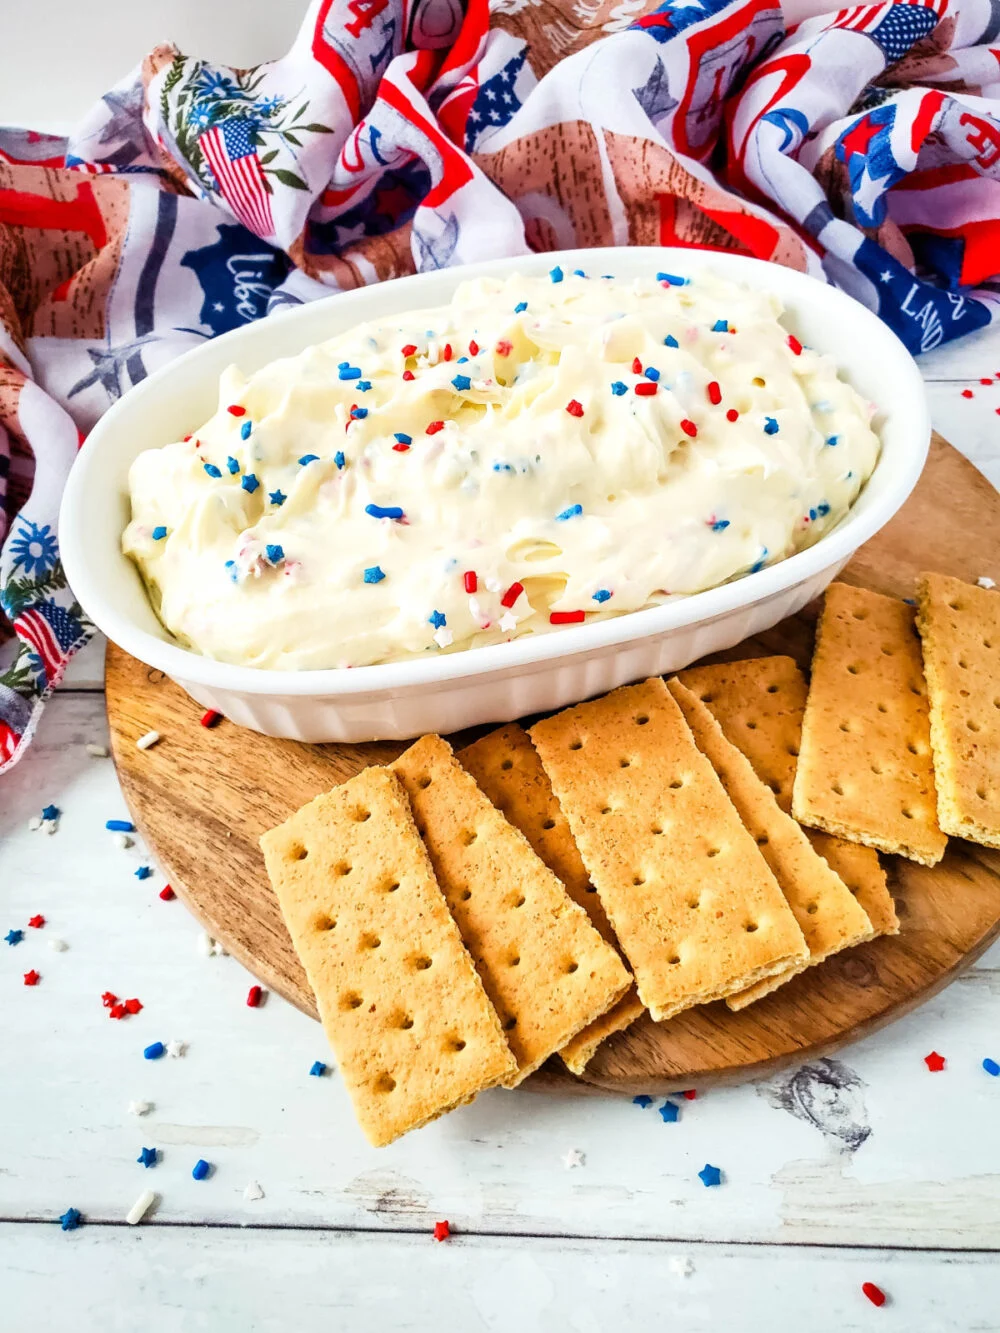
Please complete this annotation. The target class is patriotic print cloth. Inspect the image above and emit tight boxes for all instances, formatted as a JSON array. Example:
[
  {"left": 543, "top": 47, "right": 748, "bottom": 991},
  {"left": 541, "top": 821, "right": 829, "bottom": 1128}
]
[{"left": 2, "top": 0, "right": 1000, "bottom": 774}]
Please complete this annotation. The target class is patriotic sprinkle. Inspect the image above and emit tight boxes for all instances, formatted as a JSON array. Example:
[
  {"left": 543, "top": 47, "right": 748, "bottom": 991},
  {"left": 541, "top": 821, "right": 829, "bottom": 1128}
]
[
  {"left": 566, "top": 399, "right": 584, "bottom": 417},
  {"left": 23, "top": 969, "right": 40, "bottom": 986},
  {"left": 200, "top": 710, "right": 222, "bottom": 728},
  {"left": 247, "top": 985, "right": 263, "bottom": 1007},
  {"left": 451, "top": 374, "right": 472, "bottom": 391},
  {"left": 635, "top": 382, "right": 657, "bottom": 396},
  {"left": 464, "top": 571, "right": 478, "bottom": 594},
  {"left": 750, "top": 549, "right": 769, "bottom": 573},
  {"left": 351, "top": 406, "right": 368, "bottom": 420},
  {"left": 712, "top": 320, "right": 729, "bottom": 333},
  {"left": 334, "top": 451, "right": 346, "bottom": 469},
  {"left": 592, "top": 589, "right": 611, "bottom": 602},
  {"left": 680, "top": 419, "right": 698, "bottom": 437},
  {"left": 298, "top": 454, "right": 319, "bottom": 466},
  {"left": 825, "top": 435, "right": 840, "bottom": 446},
  {"left": 402, "top": 370, "right": 415, "bottom": 380},
  {"left": 442, "top": 343, "right": 453, "bottom": 361},
  {"left": 501, "top": 582, "right": 524, "bottom": 608},
  {"left": 426, "top": 420, "right": 445, "bottom": 435},
  {"left": 962, "top": 389, "right": 974, "bottom": 399},
  {"left": 550, "top": 265, "right": 564, "bottom": 283},
  {"left": 339, "top": 366, "right": 362, "bottom": 380},
  {"left": 310, "top": 1061, "right": 328, "bottom": 1077},
  {"left": 152, "top": 526, "right": 167, "bottom": 541},
  {"left": 192, "top": 1159, "right": 211, "bottom": 1181},
  {"left": 697, "top": 1164, "right": 722, "bottom": 1187},
  {"left": 125, "top": 998, "right": 142, "bottom": 1014},
  {"left": 664, "top": 335, "right": 679, "bottom": 348},
  {"left": 226, "top": 405, "right": 246, "bottom": 417},
  {"left": 363, "top": 566, "right": 385, "bottom": 584},
  {"left": 240, "top": 420, "right": 252, "bottom": 439},
  {"left": 42, "top": 804, "right": 59, "bottom": 821},
  {"left": 658, "top": 1100, "right": 679, "bottom": 1123},
  {"left": 227, "top": 456, "right": 240, "bottom": 475},
  {"left": 5, "top": 930, "right": 23, "bottom": 945},
  {"left": 611, "top": 381, "right": 627, "bottom": 395},
  {"left": 126, "top": 1189, "right": 157, "bottom": 1226},
  {"left": 707, "top": 381, "right": 722, "bottom": 405},
  {"left": 144, "top": 1042, "right": 165, "bottom": 1060},
  {"left": 711, "top": 519, "right": 730, "bottom": 532},
  {"left": 241, "top": 473, "right": 259, "bottom": 493},
  {"left": 269, "top": 490, "right": 286, "bottom": 506},
  {"left": 135, "top": 866, "right": 152, "bottom": 880},
  {"left": 365, "top": 504, "right": 405, "bottom": 521},
  {"left": 401, "top": 344, "right": 417, "bottom": 356},
  {"left": 136, "top": 730, "right": 160, "bottom": 751},
  {"left": 983, "top": 1058, "right": 999, "bottom": 1076},
  {"left": 550, "top": 610, "right": 585, "bottom": 624},
  {"left": 433, "top": 1220, "right": 451, "bottom": 1242},
  {"left": 924, "top": 1050, "right": 946, "bottom": 1072},
  {"left": 469, "top": 340, "right": 479, "bottom": 355},
  {"left": 763, "top": 417, "right": 779, "bottom": 434},
  {"left": 394, "top": 432, "right": 412, "bottom": 447},
  {"left": 357, "top": 380, "right": 372, "bottom": 392},
  {"left": 428, "top": 610, "right": 447, "bottom": 629},
  {"left": 514, "top": 302, "right": 527, "bottom": 313},
  {"left": 159, "top": 886, "right": 175, "bottom": 901},
  {"left": 495, "top": 339, "right": 512, "bottom": 357},
  {"left": 632, "top": 358, "right": 642, "bottom": 374},
  {"left": 265, "top": 544, "right": 284, "bottom": 565},
  {"left": 657, "top": 272, "right": 687, "bottom": 286},
  {"left": 60, "top": 1207, "right": 83, "bottom": 1231},
  {"left": 106, "top": 819, "right": 135, "bottom": 833},
  {"left": 787, "top": 335, "right": 803, "bottom": 355},
  {"left": 633, "top": 1095, "right": 652, "bottom": 1108},
  {"left": 726, "top": 409, "right": 739, "bottom": 422},
  {"left": 644, "top": 367, "right": 660, "bottom": 382},
  {"left": 862, "top": 1283, "right": 886, "bottom": 1308},
  {"left": 28, "top": 915, "right": 44, "bottom": 929},
  {"left": 556, "top": 504, "right": 583, "bottom": 521},
  {"left": 203, "top": 464, "right": 222, "bottom": 478},
  {"left": 137, "top": 1147, "right": 158, "bottom": 1168}
]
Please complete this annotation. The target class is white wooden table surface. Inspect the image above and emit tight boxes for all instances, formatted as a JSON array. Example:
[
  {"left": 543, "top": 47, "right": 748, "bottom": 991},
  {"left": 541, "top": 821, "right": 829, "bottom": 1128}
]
[{"left": 4, "top": 3, "right": 1000, "bottom": 1322}]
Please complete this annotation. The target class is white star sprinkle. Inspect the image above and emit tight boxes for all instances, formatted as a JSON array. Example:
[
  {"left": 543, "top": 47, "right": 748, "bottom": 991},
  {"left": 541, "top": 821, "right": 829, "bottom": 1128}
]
[
  {"left": 128, "top": 1099, "right": 153, "bottom": 1116},
  {"left": 499, "top": 612, "right": 517, "bottom": 633},
  {"left": 165, "top": 1039, "right": 186, "bottom": 1059},
  {"left": 562, "top": 1148, "right": 585, "bottom": 1169},
  {"left": 669, "top": 1256, "right": 694, "bottom": 1277},
  {"left": 244, "top": 1180, "right": 265, "bottom": 1201},
  {"left": 978, "top": 576, "right": 996, "bottom": 589},
  {"left": 211, "top": 939, "right": 227, "bottom": 957},
  {"left": 48, "top": 938, "right": 68, "bottom": 952},
  {"left": 27, "top": 816, "right": 42, "bottom": 832},
  {"left": 433, "top": 627, "right": 454, "bottom": 648}
]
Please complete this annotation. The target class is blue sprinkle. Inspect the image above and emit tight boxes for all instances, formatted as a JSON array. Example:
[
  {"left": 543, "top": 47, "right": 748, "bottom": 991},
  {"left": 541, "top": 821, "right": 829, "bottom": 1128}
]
[
  {"left": 493, "top": 462, "right": 514, "bottom": 473},
  {"left": 808, "top": 508, "right": 817, "bottom": 522},
  {"left": 984, "top": 1058, "right": 1000, "bottom": 1076},
  {"left": 240, "top": 420, "right": 252, "bottom": 440},
  {"left": 903, "top": 597, "right": 917, "bottom": 606},
  {"left": 657, "top": 272, "right": 687, "bottom": 286},
  {"left": 356, "top": 380, "right": 372, "bottom": 392},
  {"left": 338, "top": 361, "right": 350, "bottom": 370},
  {"left": 298, "top": 454, "right": 319, "bottom": 466},
  {"left": 42, "top": 805, "right": 60, "bottom": 821},
  {"left": 203, "top": 463, "right": 222, "bottom": 478},
  {"left": 572, "top": 268, "right": 586, "bottom": 277},
  {"left": 712, "top": 320, "right": 729, "bottom": 333},
  {"left": 750, "top": 548, "right": 769, "bottom": 575},
  {"left": 825, "top": 435, "right": 840, "bottom": 447},
  {"left": 310, "top": 1061, "right": 328, "bottom": 1077},
  {"left": 339, "top": 366, "right": 362, "bottom": 380},
  {"left": 846, "top": 471, "right": 853, "bottom": 479},
  {"left": 514, "top": 301, "right": 527, "bottom": 313},
  {"left": 428, "top": 610, "right": 447, "bottom": 629},
  {"left": 144, "top": 1042, "right": 165, "bottom": 1061},
  {"left": 152, "top": 526, "right": 167, "bottom": 541},
  {"left": 592, "top": 589, "right": 612, "bottom": 603},
  {"left": 191, "top": 1159, "right": 211, "bottom": 1181},
  {"left": 644, "top": 367, "right": 660, "bottom": 382},
  {"left": 556, "top": 504, "right": 583, "bottom": 521},
  {"left": 698, "top": 1164, "right": 723, "bottom": 1188},
  {"left": 334, "top": 452, "right": 346, "bottom": 469},
  {"left": 5, "top": 929, "right": 23, "bottom": 946},
  {"left": 457, "top": 356, "right": 469, "bottom": 364},
  {"left": 265, "top": 544, "right": 284, "bottom": 565},
  {"left": 269, "top": 489, "right": 286, "bottom": 506},
  {"left": 365, "top": 504, "right": 404, "bottom": 521},
  {"left": 764, "top": 417, "right": 779, "bottom": 435},
  {"left": 59, "top": 1208, "right": 83, "bottom": 1232},
  {"left": 105, "top": 820, "right": 135, "bottom": 833},
  {"left": 225, "top": 560, "right": 239, "bottom": 583},
  {"left": 663, "top": 335, "right": 679, "bottom": 348},
  {"left": 550, "top": 265, "right": 564, "bottom": 283},
  {"left": 351, "top": 406, "right": 368, "bottom": 420},
  {"left": 137, "top": 1147, "right": 158, "bottom": 1169},
  {"left": 394, "top": 432, "right": 412, "bottom": 446},
  {"left": 363, "top": 566, "right": 385, "bottom": 584},
  {"left": 658, "top": 1100, "right": 679, "bottom": 1124},
  {"left": 135, "top": 866, "right": 152, "bottom": 880},
  {"left": 226, "top": 456, "right": 240, "bottom": 475},
  {"left": 241, "top": 474, "right": 259, "bottom": 493},
  {"left": 817, "top": 502, "right": 830, "bottom": 516},
  {"left": 632, "top": 1095, "right": 653, "bottom": 1108},
  {"left": 451, "top": 374, "right": 472, "bottom": 391},
  {"left": 712, "top": 519, "right": 730, "bottom": 532},
  {"left": 610, "top": 381, "right": 627, "bottom": 396}
]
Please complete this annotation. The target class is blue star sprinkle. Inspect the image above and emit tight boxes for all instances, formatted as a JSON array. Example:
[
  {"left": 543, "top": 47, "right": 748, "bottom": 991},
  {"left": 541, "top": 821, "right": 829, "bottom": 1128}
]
[
  {"left": 592, "top": 589, "right": 612, "bottom": 603},
  {"left": 514, "top": 301, "right": 527, "bottom": 313},
  {"left": 550, "top": 265, "right": 564, "bottom": 283},
  {"left": 338, "top": 366, "right": 362, "bottom": 381},
  {"left": 137, "top": 1147, "right": 158, "bottom": 1168},
  {"left": 364, "top": 566, "right": 385, "bottom": 584},
  {"left": 556, "top": 504, "right": 583, "bottom": 521},
  {"left": 298, "top": 454, "right": 319, "bottom": 466},
  {"left": 984, "top": 1058, "right": 1000, "bottom": 1076},
  {"left": 825, "top": 435, "right": 840, "bottom": 447},
  {"left": 265, "top": 544, "right": 284, "bottom": 565},
  {"left": 203, "top": 463, "right": 222, "bottom": 478},
  {"left": 394, "top": 432, "right": 412, "bottom": 446},
  {"left": 451, "top": 374, "right": 472, "bottom": 392},
  {"left": 269, "top": 490, "right": 286, "bottom": 506},
  {"left": 663, "top": 335, "right": 679, "bottom": 348},
  {"left": 240, "top": 420, "right": 252, "bottom": 440},
  {"left": 334, "top": 451, "right": 346, "bottom": 469},
  {"left": 152, "top": 526, "right": 167, "bottom": 541},
  {"left": 711, "top": 519, "right": 730, "bottom": 532},
  {"left": 192, "top": 1159, "right": 211, "bottom": 1181},
  {"left": 134, "top": 866, "right": 152, "bottom": 880},
  {"left": 365, "top": 504, "right": 404, "bottom": 521},
  {"left": 698, "top": 1164, "right": 722, "bottom": 1187},
  {"left": 59, "top": 1207, "right": 82, "bottom": 1231},
  {"left": 428, "top": 610, "right": 447, "bottom": 629},
  {"left": 5, "top": 929, "right": 23, "bottom": 946},
  {"left": 143, "top": 1042, "right": 165, "bottom": 1060},
  {"left": 42, "top": 805, "right": 60, "bottom": 821},
  {"left": 644, "top": 367, "right": 660, "bottom": 382},
  {"left": 226, "top": 456, "right": 240, "bottom": 475},
  {"left": 241, "top": 473, "right": 259, "bottom": 493},
  {"left": 763, "top": 417, "right": 779, "bottom": 435},
  {"left": 106, "top": 820, "right": 135, "bottom": 833},
  {"left": 350, "top": 406, "right": 368, "bottom": 420},
  {"left": 712, "top": 320, "right": 729, "bottom": 333},
  {"left": 658, "top": 1100, "right": 679, "bottom": 1123},
  {"left": 610, "top": 381, "right": 627, "bottom": 396},
  {"left": 657, "top": 272, "right": 687, "bottom": 286},
  {"left": 356, "top": 380, "right": 372, "bottom": 392},
  {"left": 632, "top": 1094, "right": 653, "bottom": 1108},
  {"left": 310, "top": 1061, "right": 328, "bottom": 1077}
]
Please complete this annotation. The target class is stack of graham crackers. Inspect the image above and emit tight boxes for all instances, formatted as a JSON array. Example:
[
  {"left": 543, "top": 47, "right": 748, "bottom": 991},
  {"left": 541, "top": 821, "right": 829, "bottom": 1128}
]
[{"left": 260, "top": 570, "right": 998, "bottom": 1146}]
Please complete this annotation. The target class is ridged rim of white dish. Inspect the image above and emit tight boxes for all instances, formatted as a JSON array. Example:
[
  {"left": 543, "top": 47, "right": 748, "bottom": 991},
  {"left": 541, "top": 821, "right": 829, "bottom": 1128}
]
[{"left": 60, "top": 246, "right": 930, "bottom": 698}]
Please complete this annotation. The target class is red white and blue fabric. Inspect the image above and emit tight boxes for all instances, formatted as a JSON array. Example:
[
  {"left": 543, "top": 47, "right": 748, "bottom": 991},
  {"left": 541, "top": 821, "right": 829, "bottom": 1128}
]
[{"left": 3, "top": 0, "right": 1000, "bottom": 773}]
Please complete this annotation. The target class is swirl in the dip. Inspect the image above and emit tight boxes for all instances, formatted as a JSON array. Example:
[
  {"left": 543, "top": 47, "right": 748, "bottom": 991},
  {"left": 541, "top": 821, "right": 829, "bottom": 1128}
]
[{"left": 123, "top": 269, "right": 879, "bottom": 670}]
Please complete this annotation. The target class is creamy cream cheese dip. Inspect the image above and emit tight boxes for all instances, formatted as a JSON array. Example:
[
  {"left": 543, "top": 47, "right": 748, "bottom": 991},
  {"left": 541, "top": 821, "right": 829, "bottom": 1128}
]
[{"left": 123, "top": 268, "right": 879, "bottom": 670}]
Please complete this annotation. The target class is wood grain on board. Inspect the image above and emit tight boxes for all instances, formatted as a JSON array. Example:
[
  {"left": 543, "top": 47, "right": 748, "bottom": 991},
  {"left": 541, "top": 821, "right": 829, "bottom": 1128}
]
[{"left": 106, "top": 435, "right": 1000, "bottom": 1094}]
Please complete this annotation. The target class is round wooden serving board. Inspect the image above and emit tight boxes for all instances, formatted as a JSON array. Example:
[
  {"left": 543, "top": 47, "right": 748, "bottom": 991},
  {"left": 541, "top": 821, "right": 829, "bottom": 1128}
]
[{"left": 107, "top": 435, "right": 1000, "bottom": 1095}]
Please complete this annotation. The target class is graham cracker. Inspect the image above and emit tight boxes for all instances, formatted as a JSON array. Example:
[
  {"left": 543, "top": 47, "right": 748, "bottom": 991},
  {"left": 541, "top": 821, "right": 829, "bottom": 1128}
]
[
  {"left": 668, "top": 679, "right": 874, "bottom": 1008},
  {"left": 678, "top": 656, "right": 897, "bottom": 936},
  {"left": 528, "top": 678, "right": 808, "bottom": 1022},
  {"left": 916, "top": 571, "right": 1000, "bottom": 848},
  {"left": 391, "top": 735, "right": 631, "bottom": 1085},
  {"left": 793, "top": 583, "right": 946, "bottom": 866},
  {"left": 458, "top": 724, "right": 645, "bottom": 1075},
  {"left": 259, "top": 767, "right": 516, "bottom": 1147}
]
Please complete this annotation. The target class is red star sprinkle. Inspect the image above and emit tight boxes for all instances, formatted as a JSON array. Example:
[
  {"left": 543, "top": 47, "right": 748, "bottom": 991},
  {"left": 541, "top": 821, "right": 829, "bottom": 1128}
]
[
  {"left": 159, "top": 886, "right": 175, "bottom": 901},
  {"left": 109, "top": 1004, "right": 126, "bottom": 1020},
  {"left": 433, "top": 1221, "right": 450, "bottom": 1242},
  {"left": 102, "top": 991, "right": 119, "bottom": 1008},
  {"left": 247, "top": 985, "right": 263, "bottom": 1008},
  {"left": 226, "top": 405, "right": 246, "bottom": 417},
  {"left": 23, "top": 970, "right": 40, "bottom": 986},
  {"left": 707, "top": 381, "right": 722, "bottom": 405},
  {"left": 787, "top": 335, "right": 803, "bottom": 356},
  {"left": 495, "top": 339, "right": 512, "bottom": 357},
  {"left": 680, "top": 419, "right": 698, "bottom": 437},
  {"left": 961, "top": 389, "right": 974, "bottom": 398},
  {"left": 124, "top": 998, "right": 143, "bottom": 1014},
  {"left": 565, "top": 400, "right": 584, "bottom": 417},
  {"left": 726, "top": 408, "right": 739, "bottom": 422},
  {"left": 862, "top": 1283, "right": 886, "bottom": 1308},
  {"left": 682, "top": 1089, "right": 697, "bottom": 1100},
  {"left": 400, "top": 343, "right": 417, "bottom": 356},
  {"left": 426, "top": 421, "right": 445, "bottom": 436},
  {"left": 28, "top": 915, "right": 45, "bottom": 929},
  {"left": 924, "top": 1051, "right": 946, "bottom": 1072},
  {"left": 402, "top": 370, "right": 415, "bottom": 380}
]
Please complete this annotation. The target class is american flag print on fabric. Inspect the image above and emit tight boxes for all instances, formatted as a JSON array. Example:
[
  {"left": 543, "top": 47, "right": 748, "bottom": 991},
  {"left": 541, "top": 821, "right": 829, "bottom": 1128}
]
[
  {"left": 7, "top": 0, "right": 1000, "bottom": 776},
  {"left": 199, "top": 119, "right": 276, "bottom": 238}
]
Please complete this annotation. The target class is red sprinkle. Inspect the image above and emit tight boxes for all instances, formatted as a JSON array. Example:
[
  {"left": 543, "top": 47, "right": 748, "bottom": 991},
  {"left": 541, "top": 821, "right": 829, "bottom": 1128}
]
[
  {"left": 707, "top": 381, "right": 722, "bottom": 405},
  {"left": 392, "top": 442, "right": 411, "bottom": 452},
  {"left": 981, "top": 377, "right": 993, "bottom": 386},
  {"left": 200, "top": 710, "right": 222, "bottom": 729},
  {"left": 247, "top": 985, "right": 263, "bottom": 1008},
  {"left": 226, "top": 405, "right": 246, "bottom": 417},
  {"left": 464, "top": 571, "right": 478, "bottom": 594},
  {"left": 635, "top": 382, "right": 657, "bottom": 397},
  {"left": 101, "top": 991, "right": 118, "bottom": 1008},
  {"left": 426, "top": 421, "right": 445, "bottom": 435},
  {"left": 962, "top": 389, "right": 974, "bottom": 398},
  {"left": 550, "top": 610, "right": 586, "bottom": 625},
  {"left": 565, "top": 399, "right": 584, "bottom": 417},
  {"left": 124, "top": 998, "right": 143, "bottom": 1015},
  {"left": 433, "top": 1221, "right": 450, "bottom": 1242},
  {"left": 402, "top": 370, "right": 415, "bottom": 381},
  {"left": 495, "top": 339, "right": 513, "bottom": 357},
  {"left": 28, "top": 915, "right": 45, "bottom": 929},
  {"left": 501, "top": 581, "right": 524, "bottom": 609},
  {"left": 442, "top": 343, "right": 453, "bottom": 361},
  {"left": 468, "top": 340, "right": 479, "bottom": 356},
  {"left": 862, "top": 1283, "right": 886, "bottom": 1308},
  {"left": 682, "top": 1089, "right": 697, "bottom": 1100},
  {"left": 159, "top": 885, "right": 176, "bottom": 901},
  {"left": 680, "top": 419, "right": 698, "bottom": 437},
  {"left": 726, "top": 408, "right": 739, "bottom": 422},
  {"left": 183, "top": 434, "right": 192, "bottom": 443},
  {"left": 23, "top": 970, "right": 40, "bottom": 986},
  {"left": 924, "top": 1050, "right": 946, "bottom": 1072},
  {"left": 787, "top": 334, "right": 803, "bottom": 356},
  {"left": 631, "top": 357, "right": 643, "bottom": 374},
  {"left": 400, "top": 343, "right": 417, "bottom": 356},
  {"left": 109, "top": 1004, "right": 126, "bottom": 1019}
]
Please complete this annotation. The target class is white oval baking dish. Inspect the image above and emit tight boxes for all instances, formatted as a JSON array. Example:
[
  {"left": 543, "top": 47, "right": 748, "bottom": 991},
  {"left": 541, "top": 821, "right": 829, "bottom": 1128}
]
[{"left": 60, "top": 246, "right": 930, "bottom": 742}]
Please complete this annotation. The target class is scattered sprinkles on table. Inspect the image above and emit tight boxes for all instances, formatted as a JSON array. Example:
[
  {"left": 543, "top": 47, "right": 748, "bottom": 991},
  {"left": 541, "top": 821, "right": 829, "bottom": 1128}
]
[
  {"left": 658, "top": 1100, "right": 679, "bottom": 1123},
  {"left": 59, "top": 1207, "right": 83, "bottom": 1232},
  {"left": 433, "top": 1220, "right": 451, "bottom": 1242},
  {"left": 983, "top": 1058, "right": 1000, "bottom": 1076},
  {"left": 192, "top": 1159, "right": 212, "bottom": 1181},
  {"left": 697, "top": 1164, "right": 723, "bottom": 1187},
  {"left": 632, "top": 1095, "right": 653, "bottom": 1108},
  {"left": 144, "top": 1041, "right": 166, "bottom": 1060},
  {"left": 6, "top": 929, "right": 24, "bottom": 945},
  {"left": 310, "top": 1060, "right": 328, "bottom": 1077},
  {"left": 23, "top": 969, "right": 40, "bottom": 986},
  {"left": 562, "top": 1148, "right": 585, "bottom": 1169},
  {"left": 862, "top": 1283, "right": 887, "bottom": 1308},
  {"left": 137, "top": 1147, "right": 158, "bottom": 1168},
  {"left": 924, "top": 1050, "right": 946, "bottom": 1072},
  {"left": 247, "top": 985, "right": 264, "bottom": 1008}
]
